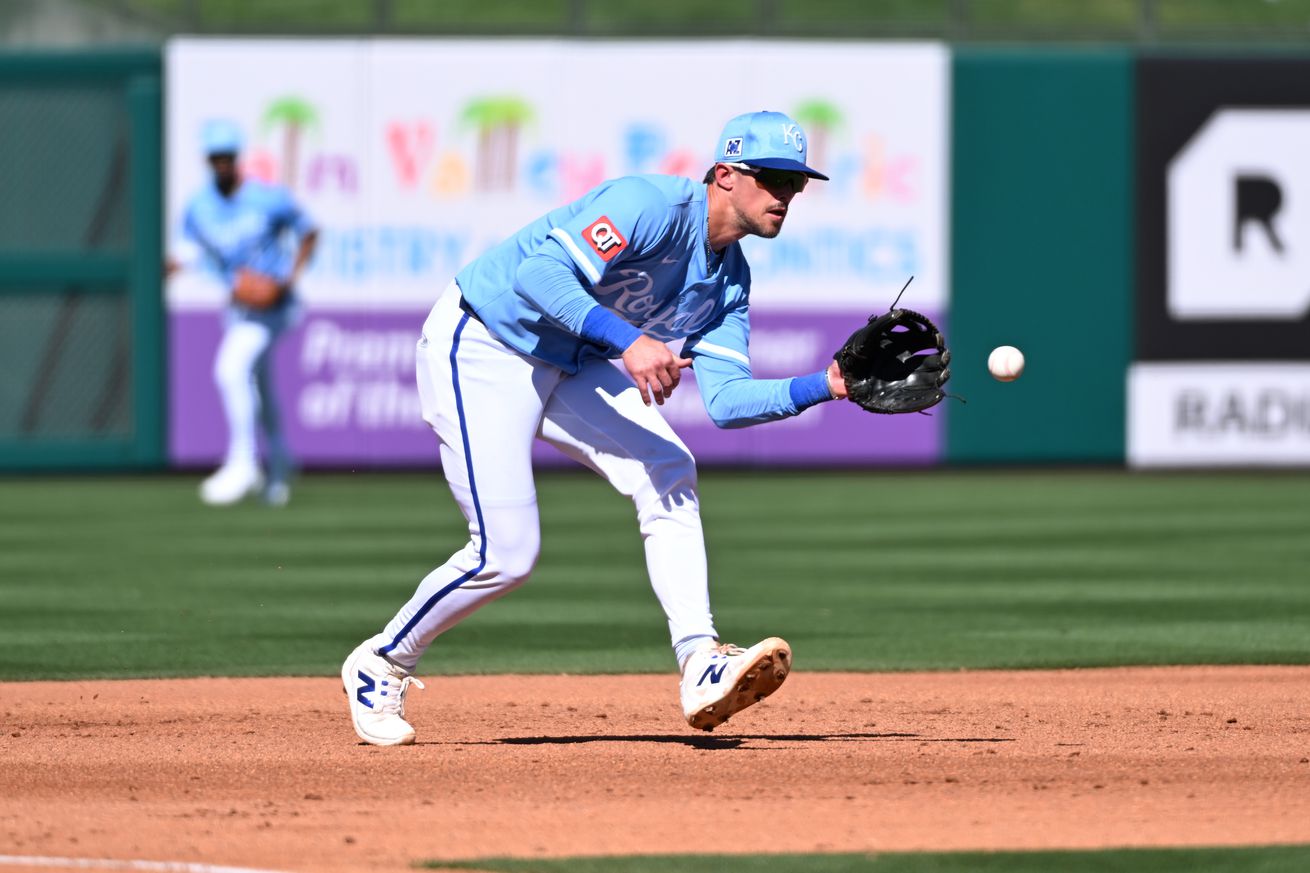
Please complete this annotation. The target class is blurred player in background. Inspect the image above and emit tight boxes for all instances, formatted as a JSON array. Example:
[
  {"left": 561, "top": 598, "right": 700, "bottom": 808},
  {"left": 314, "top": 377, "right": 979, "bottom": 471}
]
[
  {"left": 344, "top": 111, "right": 845, "bottom": 745},
  {"left": 168, "top": 119, "right": 319, "bottom": 507}
]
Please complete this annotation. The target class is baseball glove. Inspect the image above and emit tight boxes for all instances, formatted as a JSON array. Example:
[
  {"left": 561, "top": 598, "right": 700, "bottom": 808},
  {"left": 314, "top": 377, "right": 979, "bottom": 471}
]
[
  {"left": 834, "top": 308, "right": 951, "bottom": 414},
  {"left": 231, "top": 269, "right": 285, "bottom": 309}
]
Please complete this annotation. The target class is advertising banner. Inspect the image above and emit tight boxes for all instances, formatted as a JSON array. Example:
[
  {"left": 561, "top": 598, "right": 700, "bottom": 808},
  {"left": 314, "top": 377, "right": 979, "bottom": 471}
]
[
  {"left": 1129, "top": 363, "right": 1310, "bottom": 467},
  {"left": 1132, "top": 58, "right": 1310, "bottom": 466},
  {"left": 165, "top": 38, "right": 949, "bottom": 466}
]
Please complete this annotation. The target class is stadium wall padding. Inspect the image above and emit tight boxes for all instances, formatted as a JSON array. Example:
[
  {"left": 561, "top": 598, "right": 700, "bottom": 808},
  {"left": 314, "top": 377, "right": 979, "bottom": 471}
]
[
  {"left": 0, "top": 50, "right": 164, "bottom": 471},
  {"left": 947, "top": 49, "right": 1135, "bottom": 464}
]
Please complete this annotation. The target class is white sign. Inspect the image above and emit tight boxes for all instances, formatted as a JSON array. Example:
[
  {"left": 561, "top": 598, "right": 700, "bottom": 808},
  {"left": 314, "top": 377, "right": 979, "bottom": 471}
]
[
  {"left": 1167, "top": 108, "right": 1310, "bottom": 320},
  {"left": 165, "top": 38, "right": 950, "bottom": 313},
  {"left": 1128, "top": 362, "right": 1310, "bottom": 467}
]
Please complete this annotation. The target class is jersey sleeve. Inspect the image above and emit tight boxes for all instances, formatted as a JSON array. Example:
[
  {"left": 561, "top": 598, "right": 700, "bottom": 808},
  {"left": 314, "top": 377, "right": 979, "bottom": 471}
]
[
  {"left": 514, "top": 253, "right": 641, "bottom": 350},
  {"left": 274, "top": 187, "right": 317, "bottom": 237},
  {"left": 685, "top": 302, "right": 832, "bottom": 428},
  {"left": 541, "top": 177, "right": 667, "bottom": 287},
  {"left": 513, "top": 177, "right": 668, "bottom": 343}
]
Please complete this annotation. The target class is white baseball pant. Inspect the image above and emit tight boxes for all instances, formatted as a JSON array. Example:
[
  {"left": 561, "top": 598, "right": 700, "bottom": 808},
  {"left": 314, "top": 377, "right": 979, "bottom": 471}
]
[
  {"left": 372, "top": 282, "right": 718, "bottom": 670},
  {"left": 213, "top": 307, "right": 294, "bottom": 476}
]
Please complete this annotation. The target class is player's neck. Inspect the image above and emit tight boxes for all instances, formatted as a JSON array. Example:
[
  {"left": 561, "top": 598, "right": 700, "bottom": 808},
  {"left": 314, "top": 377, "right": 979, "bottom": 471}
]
[
  {"left": 704, "top": 183, "right": 743, "bottom": 253},
  {"left": 214, "top": 176, "right": 242, "bottom": 198}
]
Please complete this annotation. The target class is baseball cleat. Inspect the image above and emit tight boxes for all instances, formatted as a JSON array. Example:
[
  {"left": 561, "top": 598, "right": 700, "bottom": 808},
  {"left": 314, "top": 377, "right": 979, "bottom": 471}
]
[
  {"left": 262, "top": 480, "right": 291, "bottom": 507},
  {"left": 679, "top": 637, "right": 791, "bottom": 732},
  {"left": 199, "top": 461, "right": 264, "bottom": 506},
  {"left": 342, "top": 641, "right": 425, "bottom": 746}
]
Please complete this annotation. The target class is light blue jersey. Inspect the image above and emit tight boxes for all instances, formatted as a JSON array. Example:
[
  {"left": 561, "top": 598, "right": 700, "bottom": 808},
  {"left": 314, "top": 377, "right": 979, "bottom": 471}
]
[
  {"left": 182, "top": 179, "right": 316, "bottom": 307},
  {"left": 457, "top": 174, "right": 829, "bottom": 428}
]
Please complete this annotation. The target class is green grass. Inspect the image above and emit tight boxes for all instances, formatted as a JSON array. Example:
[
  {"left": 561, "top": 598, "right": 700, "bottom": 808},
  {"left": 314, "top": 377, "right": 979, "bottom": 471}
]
[
  {"left": 2, "top": 470, "right": 1309, "bottom": 681},
  {"left": 422, "top": 845, "right": 1310, "bottom": 873}
]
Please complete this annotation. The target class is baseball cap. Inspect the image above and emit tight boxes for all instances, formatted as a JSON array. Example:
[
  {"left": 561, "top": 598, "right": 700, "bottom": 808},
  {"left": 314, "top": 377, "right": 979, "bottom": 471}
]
[
  {"left": 200, "top": 118, "right": 244, "bottom": 156},
  {"left": 713, "top": 110, "right": 829, "bottom": 180}
]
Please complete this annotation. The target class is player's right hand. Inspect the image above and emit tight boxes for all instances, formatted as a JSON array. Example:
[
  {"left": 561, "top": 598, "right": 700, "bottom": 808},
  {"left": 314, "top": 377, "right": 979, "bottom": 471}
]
[{"left": 621, "top": 335, "right": 693, "bottom": 406}]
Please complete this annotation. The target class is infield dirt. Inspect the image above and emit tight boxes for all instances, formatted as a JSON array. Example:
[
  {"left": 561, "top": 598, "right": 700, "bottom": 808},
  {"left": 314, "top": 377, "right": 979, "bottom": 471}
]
[{"left": 3, "top": 666, "right": 1309, "bottom": 873}]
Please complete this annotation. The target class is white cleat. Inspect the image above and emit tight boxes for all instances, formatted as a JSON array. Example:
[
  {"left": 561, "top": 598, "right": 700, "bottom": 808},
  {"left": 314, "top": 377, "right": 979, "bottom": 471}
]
[
  {"left": 263, "top": 480, "right": 291, "bottom": 507},
  {"left": 199, "top": 462, "right": 264, "bottom": 506},
  {"left": 341, "top": 642, "right": 425, "bottom": 746},
  {"left": 680, "top": 637, "right": 792, "bottom": 732}
]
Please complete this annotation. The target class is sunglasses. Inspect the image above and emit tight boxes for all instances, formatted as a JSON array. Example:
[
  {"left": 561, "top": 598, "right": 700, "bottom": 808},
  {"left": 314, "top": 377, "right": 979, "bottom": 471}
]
[{"left": 726, "top": 163, "right": 809, "bottom": 193}]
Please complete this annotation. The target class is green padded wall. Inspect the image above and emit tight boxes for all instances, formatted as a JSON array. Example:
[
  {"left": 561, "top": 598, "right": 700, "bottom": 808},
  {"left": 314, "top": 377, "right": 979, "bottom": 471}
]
[
  {"left": 948, "top": 49, "right": 1134, "bottom": 463},
  {"left": 0, "top": 51, "right": 164, "bottom": 470}
]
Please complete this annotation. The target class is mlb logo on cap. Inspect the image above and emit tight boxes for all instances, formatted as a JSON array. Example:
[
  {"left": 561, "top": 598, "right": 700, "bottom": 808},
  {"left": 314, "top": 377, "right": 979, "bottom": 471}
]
[{"left": 713, "top": 110, "right": 829, "bottom": 180}]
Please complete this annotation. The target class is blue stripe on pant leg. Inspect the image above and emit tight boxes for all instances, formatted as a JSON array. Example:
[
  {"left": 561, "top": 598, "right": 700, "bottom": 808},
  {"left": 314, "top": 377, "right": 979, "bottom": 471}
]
[{"left": 380, "top": 312, "right": 488, "bottom": 656}]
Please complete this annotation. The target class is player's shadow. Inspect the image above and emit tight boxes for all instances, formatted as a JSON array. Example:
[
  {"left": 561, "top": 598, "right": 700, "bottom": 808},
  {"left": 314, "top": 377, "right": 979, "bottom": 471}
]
[{"left": 440, "top": 732, "right": 1013, "bottom": 751}]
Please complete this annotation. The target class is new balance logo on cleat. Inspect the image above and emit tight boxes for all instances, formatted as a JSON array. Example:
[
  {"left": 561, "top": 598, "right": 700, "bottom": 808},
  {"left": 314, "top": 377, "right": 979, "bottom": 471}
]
[
  {"left": 697, "top": 661, "right": 728, "bottom": 687},
  {"left": 355, "top": 671, "right": 376, "bottom": 707},
  {"left": 680, "top": 637, "right": 792, "bottom": 732}
]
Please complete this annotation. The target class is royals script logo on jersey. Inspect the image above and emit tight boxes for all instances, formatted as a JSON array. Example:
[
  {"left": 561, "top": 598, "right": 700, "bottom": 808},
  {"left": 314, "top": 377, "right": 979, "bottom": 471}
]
[
  {"left": 582, "top": 216, "right": 627, "bottom": 262},
  {"left": 594, "top": 269, "right": 720, "bottom": 341}
]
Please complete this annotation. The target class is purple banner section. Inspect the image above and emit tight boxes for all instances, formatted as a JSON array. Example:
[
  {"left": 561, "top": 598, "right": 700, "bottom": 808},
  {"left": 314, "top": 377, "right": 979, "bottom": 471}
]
[{"left": 169, "top": 308, "right": 944, "bottom": 468}]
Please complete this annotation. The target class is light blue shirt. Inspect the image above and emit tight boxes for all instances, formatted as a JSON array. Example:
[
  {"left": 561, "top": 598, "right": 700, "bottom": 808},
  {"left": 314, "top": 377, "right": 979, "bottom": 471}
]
[
  {"left": 181, "top": 179, "right": 316, "bottom": 307},
  {"left": 457, "top": 174, "right": 830, "bottom": 428}
]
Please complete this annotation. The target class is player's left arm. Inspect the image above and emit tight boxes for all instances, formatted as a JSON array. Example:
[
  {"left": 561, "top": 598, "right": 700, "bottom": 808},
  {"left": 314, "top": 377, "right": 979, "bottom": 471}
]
[
  {"left": 686, "top": 302, "right": 843, "bottom": 429},
  {"left": 277, "top": 189, "right": 319, "bottom": 289}
]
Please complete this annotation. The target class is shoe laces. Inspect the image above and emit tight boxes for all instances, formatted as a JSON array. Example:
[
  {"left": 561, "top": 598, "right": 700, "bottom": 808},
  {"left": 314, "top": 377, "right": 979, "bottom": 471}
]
[
  {"left": 376, "top": 671, "right": 425, "bottom": 717},
  {"left": 680, "top": 642, "right": 747, "bottom": 680}
]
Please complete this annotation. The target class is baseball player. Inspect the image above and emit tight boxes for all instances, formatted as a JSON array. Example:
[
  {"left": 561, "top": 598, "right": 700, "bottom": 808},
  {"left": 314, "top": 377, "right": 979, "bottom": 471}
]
[
  {"left": 344, "top": 110, "right": 847, "bottom": 745},
  {"left": 169, "top": 119, "right": 318, "bottom": 507}
]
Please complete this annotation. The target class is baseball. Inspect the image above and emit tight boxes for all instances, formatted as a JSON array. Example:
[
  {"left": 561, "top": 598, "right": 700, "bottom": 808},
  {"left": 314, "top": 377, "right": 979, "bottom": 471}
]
[{"left": 988, "top": 345, "right": 1025, "bottom": 382}]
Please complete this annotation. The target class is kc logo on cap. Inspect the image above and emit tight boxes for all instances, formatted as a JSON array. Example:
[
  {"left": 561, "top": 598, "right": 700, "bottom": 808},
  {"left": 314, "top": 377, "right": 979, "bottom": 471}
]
[{"left": 781, "top": 123, "right": 804, "bottom": 152}]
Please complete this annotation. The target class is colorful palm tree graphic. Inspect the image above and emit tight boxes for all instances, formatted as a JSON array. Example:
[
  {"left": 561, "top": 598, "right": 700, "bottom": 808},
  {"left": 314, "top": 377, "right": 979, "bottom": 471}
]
[
  {"left": 261, "top": 96, "right": 320, "bottom": 190},
  {"left": 793, "top": 99, "right": 843, "bottom": 178},
  {"left": 459, "top": 96, "right": 534, "bottom": 191}
]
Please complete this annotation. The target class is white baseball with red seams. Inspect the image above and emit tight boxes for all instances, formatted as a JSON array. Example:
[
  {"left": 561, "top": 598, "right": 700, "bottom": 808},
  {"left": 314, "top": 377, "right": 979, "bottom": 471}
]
[{"left": 988, "top": 345, "right": 1025, "bottom": 382}]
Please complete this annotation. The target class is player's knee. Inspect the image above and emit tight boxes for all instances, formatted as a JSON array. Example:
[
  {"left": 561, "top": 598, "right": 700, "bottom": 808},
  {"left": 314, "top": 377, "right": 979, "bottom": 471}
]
[
  {"left": 648, "top": 445, "right": 697, "bottom": 497},
  {"left": 635, "top": 446, "right": 698, "bottom": 521},
  {"left": 213, "top": 353, "right": 249, "bottom": 391},
  {"left": 480, "top": 529, "right": 540, "bottom": 586}
]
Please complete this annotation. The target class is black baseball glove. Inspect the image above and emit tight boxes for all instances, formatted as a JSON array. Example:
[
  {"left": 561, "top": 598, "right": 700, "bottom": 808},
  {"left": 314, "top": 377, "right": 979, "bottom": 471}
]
[{"left": 834, "top": 308, "right": 951, "bottom": 414}]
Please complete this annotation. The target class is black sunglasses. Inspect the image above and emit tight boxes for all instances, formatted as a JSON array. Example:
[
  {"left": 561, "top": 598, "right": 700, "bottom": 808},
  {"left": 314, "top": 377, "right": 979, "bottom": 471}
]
[{"left": 732, "top": 164, "right": 809, "bottom": 193}]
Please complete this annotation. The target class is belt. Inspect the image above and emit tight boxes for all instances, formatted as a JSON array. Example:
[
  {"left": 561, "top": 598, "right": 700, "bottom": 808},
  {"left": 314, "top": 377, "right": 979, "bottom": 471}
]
[{"left": 458, "top": 295, "right": 483, "bottom": 324}]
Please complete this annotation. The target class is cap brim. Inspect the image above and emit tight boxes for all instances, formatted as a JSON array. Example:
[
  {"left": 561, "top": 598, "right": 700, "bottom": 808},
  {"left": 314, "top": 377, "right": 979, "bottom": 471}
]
[{"left": 740, "top": 157, "right": 829, "bottom": 181}]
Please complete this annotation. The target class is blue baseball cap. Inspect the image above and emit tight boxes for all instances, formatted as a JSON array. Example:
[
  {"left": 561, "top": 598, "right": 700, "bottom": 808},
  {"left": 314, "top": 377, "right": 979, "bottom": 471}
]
[
  {"left": 713, "top": 110, "right": 829, "bottom": 180},
  {"left": 200, "top": 118, "right": 244, "bottom": 155}
]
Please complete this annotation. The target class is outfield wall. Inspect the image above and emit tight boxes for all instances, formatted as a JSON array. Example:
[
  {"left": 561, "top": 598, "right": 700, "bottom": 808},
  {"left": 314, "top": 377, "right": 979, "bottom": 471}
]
[{"left": 4, "top": 44, "right": 1308, "bottom": 471}]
